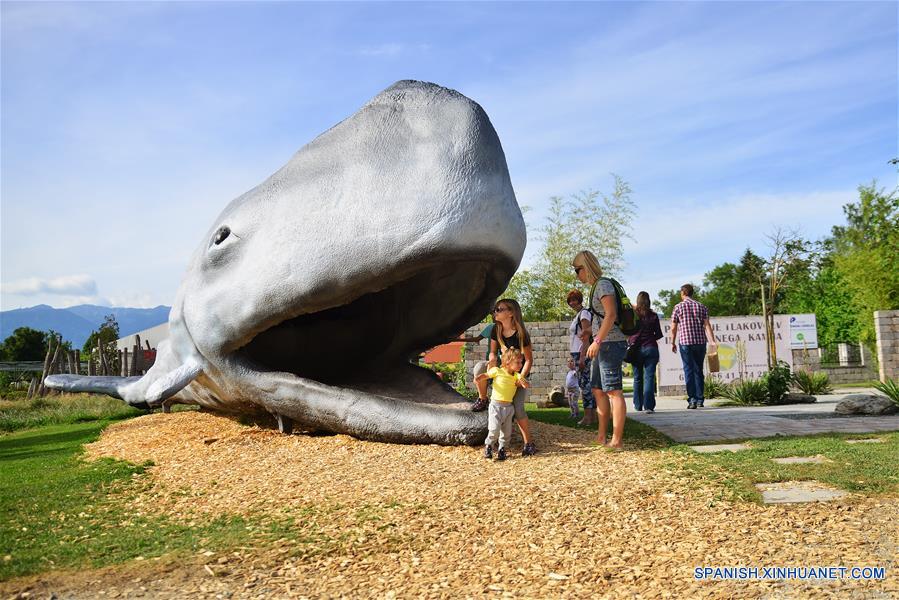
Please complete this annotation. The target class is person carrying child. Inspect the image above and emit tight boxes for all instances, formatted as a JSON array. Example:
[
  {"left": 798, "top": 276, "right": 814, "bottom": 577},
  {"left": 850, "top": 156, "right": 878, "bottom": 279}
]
[
  {"left": 565, "top": 357, "right": 581, "bottom": 420},
  {"left": 475, "top": 347, "right": 530, "bottom": 461}
]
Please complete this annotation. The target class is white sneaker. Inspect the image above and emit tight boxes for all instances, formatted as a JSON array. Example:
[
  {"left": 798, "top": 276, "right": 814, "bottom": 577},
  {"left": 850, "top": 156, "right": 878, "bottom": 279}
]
[{"left": 645, "top": 409, "right": 654, "bottom": 414}]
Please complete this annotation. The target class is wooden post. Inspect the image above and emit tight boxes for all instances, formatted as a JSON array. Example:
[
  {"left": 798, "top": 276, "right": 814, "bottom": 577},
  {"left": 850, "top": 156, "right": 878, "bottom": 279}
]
[
  {"left": 122, "top": 348, "right": 129, "bottom": 376},
  {"left": 130, "top": 345, "right": 138, "bottom": 376},
  {"left": 26, "top": 378, "right": 37, "bottom": 399},
  {"left": 37, "top": 337, "right": 57, "bottom": 397},
  {"left": 98, "top": 343, "right": 107, "bottom": 376},
  {"left": 45, "top": 336, "right": 63, "bottom": 396},
  {"left": 134, "top": 336, "right": 143, "bottom": 374},
  {"left": 74, "top": 350, "right": 81, "bottom": 375}
]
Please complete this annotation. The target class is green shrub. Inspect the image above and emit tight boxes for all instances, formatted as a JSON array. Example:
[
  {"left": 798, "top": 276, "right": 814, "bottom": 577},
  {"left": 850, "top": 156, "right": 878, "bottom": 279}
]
[
  {"left": 704, "top": 376, "right": 730, "bottom": 399},
  {"left": 791, "top": 370, "right": 834, "bottom": 395},
  {"left": 761, "top": 361, "right": 791, "bottom": 405},
  {"left": 720, "top": 378, "right": 768, "bottom": 405},
  {"left": 873, "top": 378, "right": 899, "bottom": 407}
]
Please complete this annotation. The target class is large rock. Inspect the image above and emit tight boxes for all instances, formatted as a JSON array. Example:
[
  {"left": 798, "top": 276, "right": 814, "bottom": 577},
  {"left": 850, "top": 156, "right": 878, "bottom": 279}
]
[
  {"left": 834, "top": 393, "right": 898, "bottom": 415},
  {"left": 781, "top": 393, "right": 817, "bottom": 404},
  {"left": 536, "top": 387, "right": 568, "bottom": 409}
]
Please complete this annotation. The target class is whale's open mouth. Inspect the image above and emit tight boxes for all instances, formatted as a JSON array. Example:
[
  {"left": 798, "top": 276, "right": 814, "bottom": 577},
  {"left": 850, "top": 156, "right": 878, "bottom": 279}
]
[{"left": 235, "top": 254, "right": 515, "bottom": 405}]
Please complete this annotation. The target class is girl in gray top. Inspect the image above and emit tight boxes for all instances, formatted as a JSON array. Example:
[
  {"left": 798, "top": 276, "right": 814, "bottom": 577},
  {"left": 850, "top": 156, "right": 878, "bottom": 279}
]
[{"left": 572, "top": 250, "right": 629, "bottom": 450}]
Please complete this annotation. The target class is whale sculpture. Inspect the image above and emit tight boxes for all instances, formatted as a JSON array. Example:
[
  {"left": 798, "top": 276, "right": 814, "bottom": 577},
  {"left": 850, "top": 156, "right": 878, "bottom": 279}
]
[{"left": 47, "top": 80, "right": 526, "bottom": 445}]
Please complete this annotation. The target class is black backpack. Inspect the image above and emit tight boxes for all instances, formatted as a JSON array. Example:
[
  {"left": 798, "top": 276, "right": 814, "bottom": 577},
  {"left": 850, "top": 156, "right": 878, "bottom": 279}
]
[
  {"left": 574, "top": 310, "right": 593, "bottom": 345},
  {"left": 589, "top": 277, "right": 640, "bottom": 336}
]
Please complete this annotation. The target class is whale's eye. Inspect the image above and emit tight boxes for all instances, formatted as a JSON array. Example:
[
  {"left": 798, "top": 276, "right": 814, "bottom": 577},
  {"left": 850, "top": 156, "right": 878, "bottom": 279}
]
[{"left": 213, "top": 226, "right": 231, "bottom": 245}]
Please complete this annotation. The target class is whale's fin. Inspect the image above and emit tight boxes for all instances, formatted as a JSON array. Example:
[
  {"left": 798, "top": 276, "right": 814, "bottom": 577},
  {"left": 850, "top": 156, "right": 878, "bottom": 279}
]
[
  {"left": 43, "top": 374, "right": 140, "bottom": 401},
  {"left": 44, "top": 354, "right": 202, "bottom": 409},
  {"left": 142, "top": 359, "right": 202, "bottom": 404}
]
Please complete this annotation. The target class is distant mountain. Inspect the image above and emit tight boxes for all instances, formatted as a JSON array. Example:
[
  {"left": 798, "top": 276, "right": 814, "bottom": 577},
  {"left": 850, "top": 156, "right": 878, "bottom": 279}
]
[{"left": 0, "top": 304, "right": 170, "bottom": 348}]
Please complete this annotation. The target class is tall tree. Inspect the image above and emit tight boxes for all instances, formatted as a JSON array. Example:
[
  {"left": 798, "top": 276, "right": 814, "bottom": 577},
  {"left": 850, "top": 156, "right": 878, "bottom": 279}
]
[
  {"left": 82, "top": 314, "right": 121, "bottom": 373},
  {"left": 506, "top": 175, "right": 636, "bottom": 321},
  {"left": 748, "top": 228, "right": 813, "bottom": 367},
  {"left": 0, "top": 327, "right": 49, "bottom": 361},
  {"left": 830, "top": 182, "right": 899, "bottom": 344}
]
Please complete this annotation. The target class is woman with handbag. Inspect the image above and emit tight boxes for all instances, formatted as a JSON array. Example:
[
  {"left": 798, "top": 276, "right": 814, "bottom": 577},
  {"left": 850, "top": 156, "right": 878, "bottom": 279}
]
[
  {"left": 572, "top": 250, "right": 628, "bottom": 450},
  {"left": 629, "top": 291, "right": 663, "bottom": 413}
]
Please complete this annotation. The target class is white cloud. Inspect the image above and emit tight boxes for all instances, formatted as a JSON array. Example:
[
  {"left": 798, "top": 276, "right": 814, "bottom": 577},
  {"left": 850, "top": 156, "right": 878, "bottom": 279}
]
[
  {"left": 3, "top": 274, "right": 98, "bottom": 296},
  {"left": 105, "top": 292, "right": 162, "bottom": 309},
  {"left": 622, "top": 189, "right": 852, "bottom": 259}
]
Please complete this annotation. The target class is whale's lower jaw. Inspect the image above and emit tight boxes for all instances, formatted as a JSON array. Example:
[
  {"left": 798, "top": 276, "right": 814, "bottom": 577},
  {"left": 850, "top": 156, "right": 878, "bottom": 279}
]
[
  {"left": 202, "top": 254, "right": 511, "bottom": 445},
  {"left": 215, "top": 352, "right": 487, "bottom": 445}
]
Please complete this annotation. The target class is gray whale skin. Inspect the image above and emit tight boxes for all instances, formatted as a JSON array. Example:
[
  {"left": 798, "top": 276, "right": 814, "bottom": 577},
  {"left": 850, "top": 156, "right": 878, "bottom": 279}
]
[{"left": 46, "top": 80, "right": 526, "bottom": 445}]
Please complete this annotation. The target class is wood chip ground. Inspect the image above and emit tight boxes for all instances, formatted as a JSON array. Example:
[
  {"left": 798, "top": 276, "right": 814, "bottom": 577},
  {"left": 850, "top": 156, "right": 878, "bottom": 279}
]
[{"left": 4, "top": 412, "right": 897, "bottom": 599}]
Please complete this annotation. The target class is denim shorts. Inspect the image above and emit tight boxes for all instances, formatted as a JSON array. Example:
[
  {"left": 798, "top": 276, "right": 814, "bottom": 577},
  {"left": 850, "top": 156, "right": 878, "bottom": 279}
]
[{"left": 590, "top": 340, "right": 627, "bottom": 392}]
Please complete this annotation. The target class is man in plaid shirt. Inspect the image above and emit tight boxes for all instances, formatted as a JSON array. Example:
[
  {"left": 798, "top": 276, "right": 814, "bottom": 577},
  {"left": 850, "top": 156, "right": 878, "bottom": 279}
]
[{"left": 670, "top": 284, "right": 718, "bottom": 409}]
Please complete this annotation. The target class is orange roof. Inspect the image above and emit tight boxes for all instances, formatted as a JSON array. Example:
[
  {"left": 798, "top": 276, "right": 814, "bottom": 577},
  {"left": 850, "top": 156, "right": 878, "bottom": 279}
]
[{"left": 422, "top": 341, "right": 463, "bottom": 364}]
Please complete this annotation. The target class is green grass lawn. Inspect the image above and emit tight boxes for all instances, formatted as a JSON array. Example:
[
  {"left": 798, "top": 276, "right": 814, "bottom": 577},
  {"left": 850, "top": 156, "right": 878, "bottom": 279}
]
[
  {"left": 831, "top": 380, "right": 882, "bottom": 389},
  {"left": 666, "top": 432, "right": 899, "bottom": 503},
  {"left": 526, "top": 403, "right": 899, "bottom": 503},
  {"left": 0, "top": 394, "right": 146, "bottom": 432},
  {"left": 0, "top": 421, "right": 311, "bottom": 580},
  {"left": 525, "top": 404, "right": 671, "bottom": 450}
]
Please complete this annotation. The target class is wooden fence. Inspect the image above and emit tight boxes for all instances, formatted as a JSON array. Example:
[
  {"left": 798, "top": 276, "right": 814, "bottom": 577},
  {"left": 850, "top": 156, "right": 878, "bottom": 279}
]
[{"left": 14, "top": 335, "right": 157, "bottom": 399}]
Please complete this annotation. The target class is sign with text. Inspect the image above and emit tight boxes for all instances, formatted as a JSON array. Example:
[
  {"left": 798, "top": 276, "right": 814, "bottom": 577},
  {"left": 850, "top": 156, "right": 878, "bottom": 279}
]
[
  {"left": 658, "top": 315, "right": 794, "bottom": 387},
  {"left": 788, "top": 313, "right": 818, "bottom": 349}
]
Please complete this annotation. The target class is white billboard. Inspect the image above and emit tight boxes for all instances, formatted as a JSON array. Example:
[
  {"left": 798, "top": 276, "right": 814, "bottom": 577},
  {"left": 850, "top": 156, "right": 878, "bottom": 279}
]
[
  {"left": 788, "top": 313, "right": 818, "bottom": 349},
  {"left": 658, "top": 315, "right": 794, "bottom": 387}
]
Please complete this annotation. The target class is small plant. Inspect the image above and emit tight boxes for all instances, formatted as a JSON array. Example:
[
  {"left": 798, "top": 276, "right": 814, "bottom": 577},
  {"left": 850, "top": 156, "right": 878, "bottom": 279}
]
[
  {"left": 873, "top": 378, "right": 899, "bottom": 407},
  {"left": 761, "top": 361, "right": 791, "bottom": 405},
  {"left": 791, "top": 370, "right": 834, "bottom": 395},
  {"left": 720, "top": 378, "right": 768, "bottom": 406},
  {"left": 704, "top": 376, "right": 730, "bottom": 399}
]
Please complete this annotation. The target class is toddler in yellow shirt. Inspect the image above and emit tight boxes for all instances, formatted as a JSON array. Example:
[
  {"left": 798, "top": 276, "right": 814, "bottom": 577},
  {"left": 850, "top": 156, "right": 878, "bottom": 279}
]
[{"left": 475, "top": 348, "right": 529, "bottom": 461}]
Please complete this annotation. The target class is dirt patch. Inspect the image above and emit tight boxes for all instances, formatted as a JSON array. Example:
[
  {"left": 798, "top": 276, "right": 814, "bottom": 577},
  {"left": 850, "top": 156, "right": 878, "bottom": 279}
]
[{"left": 3, "top": 411, "right": 897, "bottom": 598}]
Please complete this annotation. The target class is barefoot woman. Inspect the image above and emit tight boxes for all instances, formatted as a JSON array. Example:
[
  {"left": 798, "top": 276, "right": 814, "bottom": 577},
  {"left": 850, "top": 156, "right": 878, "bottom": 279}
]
[{"left": 572, "top": 250, "right": 628, "bottom": 449}]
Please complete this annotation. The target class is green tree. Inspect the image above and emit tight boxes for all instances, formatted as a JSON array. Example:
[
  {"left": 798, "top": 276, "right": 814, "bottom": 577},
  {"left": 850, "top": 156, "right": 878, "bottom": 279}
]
[
  {"left": 0, "top": 327, "right": 49, "bottom": 361},
  {"left": 506, "top": 175, "right": 636, "bottom": 321},
  {"left": 780, "top": 260, "right": 861, "bottom": 347},
  {"left": 82, "top": 314, "right": 121, "bottom": 372},
  {"left": 829, "top": 182, "right": 899, "bottom": 344},
  {"left": 703, "top": 250, "right": 767, "bottom": 316},
  {"left": 653, "top": 288, "right": 692, "bottom": 317},
  {"left": 747, "top": 228, "right": 813, "bottom": 367}
]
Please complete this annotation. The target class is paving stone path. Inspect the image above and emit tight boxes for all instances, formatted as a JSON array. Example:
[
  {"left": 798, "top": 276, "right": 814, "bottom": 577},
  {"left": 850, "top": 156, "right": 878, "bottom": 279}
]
[
  {"left": 688, "top": 443, "right": 751, "bottom": 453},
  {"left": 756, "top": 482, "right": 850, "bottom": 504},
  {"left": 629, "top": 389, "right": 899, "bottom": 443},
  {"left": 771, "top": 455, "right": 831, "bottom": 464}
]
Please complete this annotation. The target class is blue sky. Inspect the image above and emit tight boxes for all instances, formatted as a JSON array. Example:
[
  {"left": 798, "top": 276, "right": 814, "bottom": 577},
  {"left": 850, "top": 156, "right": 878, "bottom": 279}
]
[{"left": 2, "top": 1, "right": 896, "bottom": 312}]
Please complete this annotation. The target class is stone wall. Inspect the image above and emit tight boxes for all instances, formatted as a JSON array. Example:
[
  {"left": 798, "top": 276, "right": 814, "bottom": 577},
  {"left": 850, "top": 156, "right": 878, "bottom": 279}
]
[
  {"left": 791, "top": 344, "right": 877, "bottom": 385},
  {"left": 875, "top": 310, "right": 899, "bottom": 382},
  {"left": 464, "top": 318, "right": 884, "bottom": 399},
  {"left": 463, "top": 322, "right": 572, "bottom": 399}
]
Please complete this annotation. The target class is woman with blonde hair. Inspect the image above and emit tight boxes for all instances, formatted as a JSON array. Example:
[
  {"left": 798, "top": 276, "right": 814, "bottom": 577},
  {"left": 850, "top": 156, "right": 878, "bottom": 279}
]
[
  {"left": 572, "top": 250, "right": 628, "bottom": 449},
  {"left": 471, "top": 298, "right": 537, "bottom": 456}
]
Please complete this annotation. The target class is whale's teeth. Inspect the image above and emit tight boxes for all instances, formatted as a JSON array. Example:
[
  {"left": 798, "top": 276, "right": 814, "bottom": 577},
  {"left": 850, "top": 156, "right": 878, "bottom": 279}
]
[{"left": 275, "top": 414, "right": 294, "bottom": 434}]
